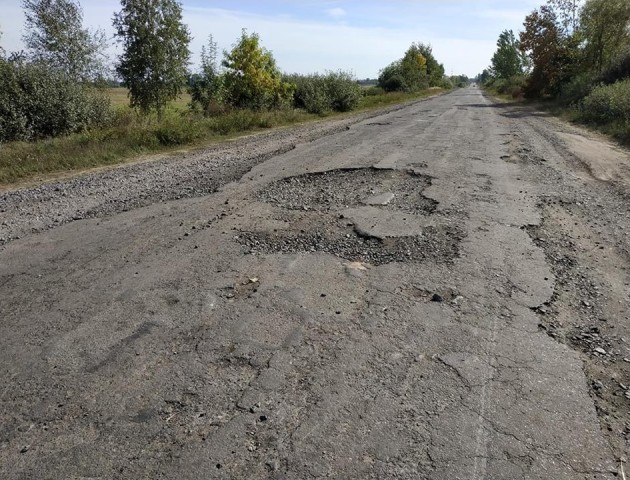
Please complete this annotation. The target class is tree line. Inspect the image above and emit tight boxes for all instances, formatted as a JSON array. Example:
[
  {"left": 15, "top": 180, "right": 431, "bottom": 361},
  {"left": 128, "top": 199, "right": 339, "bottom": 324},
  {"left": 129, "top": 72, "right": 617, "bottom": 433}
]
[
  {"left": 0, "top": 0, "right": 456, "bottom": 144},
  {"left": 481, "top": 0, "right": 630, "bottom": 136}
]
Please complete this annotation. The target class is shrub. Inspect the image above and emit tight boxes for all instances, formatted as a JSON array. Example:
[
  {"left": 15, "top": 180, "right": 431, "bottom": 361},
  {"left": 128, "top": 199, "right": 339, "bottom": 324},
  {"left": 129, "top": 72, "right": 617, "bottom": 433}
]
[
  {"left": 580, "top": 79, "right": 630, "bottom": 124},
  {"left": 0, "top": 58, "right": 112, "bottom": 142},
  {"left": 381, "top": 74, "right": 406, "bottom": 92},
  {"left": 288, "top": 71, "right": 361, "bottom": 114},
  {"left": 597, "top": 50, "right": 630, "bottom": 85},
  {"left": 324, "top": 71, "right": 361, "bottom": 112},
  {"left": 558, "top": 73, "right": 595, "bottom": 106},
  {"left": 364, "top": 86, "right": 385, "bottom": 96}
]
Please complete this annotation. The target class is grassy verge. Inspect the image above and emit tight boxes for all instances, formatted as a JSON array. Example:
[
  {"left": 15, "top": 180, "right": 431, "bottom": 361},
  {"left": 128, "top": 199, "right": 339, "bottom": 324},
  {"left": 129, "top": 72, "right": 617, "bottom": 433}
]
[
  {"left": 483, "top": 87, "right": 630, "bottom": 146},
  {"left": 0, "top": 88, "right": 446, "bottom": 186}
]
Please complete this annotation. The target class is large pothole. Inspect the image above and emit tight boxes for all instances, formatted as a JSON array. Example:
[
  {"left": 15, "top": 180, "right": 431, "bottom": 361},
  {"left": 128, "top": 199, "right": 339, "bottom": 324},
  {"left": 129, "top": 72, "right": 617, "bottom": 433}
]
[
  {"left": 256, "top": 167, "right": 438, "bottom": 215},
  {"left": 241, "top": 167, "right": 461, "bottom": 265}
]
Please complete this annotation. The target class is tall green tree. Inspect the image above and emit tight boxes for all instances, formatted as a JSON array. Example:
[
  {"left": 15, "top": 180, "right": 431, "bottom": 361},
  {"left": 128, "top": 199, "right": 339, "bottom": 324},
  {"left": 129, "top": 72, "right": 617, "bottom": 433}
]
[
  {"left": 113, "top": 0, "right": 191, "bottom": 118},
  {"left": 22, "top": 0, "right": 107, "bottom": 80},
  {"left": 222, "top": 30, "right": 293, "bottom": 110},
  {"left": 491, "top": 30, "right": 526, "bottom": 79},
  {"left": 378, "top": 42, "right": 444, "bottom": 92},
  {"left": 581, "top": 0, "right": 630, "bottom": 73},
  {"left": 416, "top": 43, "right": 445, "bottom": 86},
  {"left": 189, "top": 34, "right": 224, "bottom": 114}
]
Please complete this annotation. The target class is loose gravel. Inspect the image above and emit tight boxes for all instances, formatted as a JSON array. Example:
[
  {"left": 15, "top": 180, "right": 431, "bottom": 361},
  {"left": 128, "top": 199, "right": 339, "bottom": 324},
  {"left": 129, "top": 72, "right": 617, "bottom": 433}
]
[{"left": 256, "top": 167, "right": 437, "bottom": 214}]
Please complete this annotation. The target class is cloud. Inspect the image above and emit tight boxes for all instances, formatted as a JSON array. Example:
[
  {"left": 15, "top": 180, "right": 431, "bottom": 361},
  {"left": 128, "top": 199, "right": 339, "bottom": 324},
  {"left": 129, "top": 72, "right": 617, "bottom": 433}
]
[{"left": 326, "top": 7, "right": 346, "bottom": 19}]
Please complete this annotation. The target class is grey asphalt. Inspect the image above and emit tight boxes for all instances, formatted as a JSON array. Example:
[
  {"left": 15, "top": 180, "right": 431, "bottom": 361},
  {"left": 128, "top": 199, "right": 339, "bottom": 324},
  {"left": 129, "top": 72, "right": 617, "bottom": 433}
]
[{"left": 0, "top": 88, "right": 619, "bottom": 479}]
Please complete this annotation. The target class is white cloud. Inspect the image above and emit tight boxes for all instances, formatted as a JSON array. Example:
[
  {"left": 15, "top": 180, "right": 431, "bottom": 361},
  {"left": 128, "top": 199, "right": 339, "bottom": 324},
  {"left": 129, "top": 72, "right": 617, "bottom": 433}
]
[{"left": 326, "top": 7, "right": 347, "bottom": 19}]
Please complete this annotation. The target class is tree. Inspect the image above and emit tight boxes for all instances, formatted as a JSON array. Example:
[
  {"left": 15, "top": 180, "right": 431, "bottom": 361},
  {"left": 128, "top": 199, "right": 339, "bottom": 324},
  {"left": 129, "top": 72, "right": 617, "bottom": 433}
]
[
  {"left": 22, "top": 0, "right": 107, "bottom": 80},
  {"left": 519, "top": 3, "right": 581, "bottom": 97},
  {"left": 189, "top": 35, "right": 224, "bottom": 114},
  {"left": 222, "top": 30, "right": 293, "bottom": 110},
  {"left": 378, "top": 42, "right": 445, "bottom": 92},
  {"left": 491, "top": 30, "right": 526, "bottom": 79},
  {"left": 113, "top": 0, "right": 191, "bottom": 118},
  {"left": 581, "top": 0, "right": 630, "bottom": 73},
  {"left": 415, "top": 44, "right": 445, "bottom": 87}
]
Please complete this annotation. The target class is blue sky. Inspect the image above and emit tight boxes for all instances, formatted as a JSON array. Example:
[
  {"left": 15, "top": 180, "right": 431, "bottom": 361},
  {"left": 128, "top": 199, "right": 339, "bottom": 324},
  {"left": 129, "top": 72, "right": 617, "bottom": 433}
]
[{"left": 0, "top": 0, "right": 543, "bottom": 78}]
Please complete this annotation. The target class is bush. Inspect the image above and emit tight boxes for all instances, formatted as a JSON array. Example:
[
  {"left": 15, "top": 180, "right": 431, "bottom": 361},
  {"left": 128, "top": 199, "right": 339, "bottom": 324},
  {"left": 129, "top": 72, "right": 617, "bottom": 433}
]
[
  {"left": 597, "top": 50, "right": 630, "bottom": 85},
  {"left": 0, "top": 58, "right": 111, "bottom": 142},
  {"left": 288, "top": 71, "right": 361, "bottom": 114},
  {"left": 580, "top": 79, "right": 630, "bottom": 124},
  {"left": 325, "top": 71, "right": 361, "bottom": 112},
  {"left": 364, "top": 86, "right": 385, "bottom": 96},
  {"left": 381, "top": 74, "right": 406, "bottom": 92},
  {"left": 558, "top": 73, "right": 594, "bottom": 106}
]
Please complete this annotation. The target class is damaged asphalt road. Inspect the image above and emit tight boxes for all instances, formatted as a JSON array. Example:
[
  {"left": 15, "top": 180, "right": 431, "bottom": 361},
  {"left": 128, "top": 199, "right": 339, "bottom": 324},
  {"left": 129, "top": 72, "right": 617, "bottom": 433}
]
[{"left": 1, "top": 87, "right": 629, "bottom": 479}]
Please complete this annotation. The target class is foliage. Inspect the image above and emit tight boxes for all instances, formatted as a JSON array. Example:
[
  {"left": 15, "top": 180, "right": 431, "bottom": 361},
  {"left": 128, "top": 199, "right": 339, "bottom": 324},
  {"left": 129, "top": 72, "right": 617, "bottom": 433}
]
[
  {"left": 580, "top": 80, "right": 630, "bottom": 124},
  {"left": 188, "top": 35, "right": 225, "bottom": 115},
  {"left": 557, "top": 72, "right": 594, "bottom": 105},
  {"left": 222, "top": 30, "right": 293, "bottom": 110},
  {"left": 597, "top": 50, "right": 630, "bottom": 85},
  {"left": 0, "top": 56, "right": 111, "bottom": 142},
  {"left": 491, "top": 30, "right": 527, "bottom": 79},
  {"left": 415, "top": 44, "right": 445, "bottom": 87},
  {"left": 378, "top": 43, "right": 444, "bottom": 93},
  {"left": 22, "top": 0, "right": 108, "bottom": 81},
  {"left": 288, "top": 71, "right": 361, "bottom": 114},
  {"left": 581, "top": 0, "right": 630, "bottom": 74},
  {"left": 113, "top": 0, "right": 191, "bottom": 118},
  {"left": 519, "top": 4, "right": 581, "bottom": 97}
]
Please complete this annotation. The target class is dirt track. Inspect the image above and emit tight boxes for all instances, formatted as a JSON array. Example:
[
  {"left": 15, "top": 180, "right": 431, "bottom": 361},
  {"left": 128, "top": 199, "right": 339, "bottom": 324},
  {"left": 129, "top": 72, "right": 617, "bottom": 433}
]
[{"left": 1, "top": 87, "right": 629, "bottom": 479}]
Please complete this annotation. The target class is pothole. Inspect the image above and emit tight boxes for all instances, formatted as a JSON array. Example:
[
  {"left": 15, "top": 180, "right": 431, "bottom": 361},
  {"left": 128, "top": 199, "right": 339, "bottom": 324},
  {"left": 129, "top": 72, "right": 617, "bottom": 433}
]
[
  {"left": 237, "top": 225, "right": 461, "bottom": 266},
  {"left": 256, "top": 168, "right": 437, "bottom": 215}
]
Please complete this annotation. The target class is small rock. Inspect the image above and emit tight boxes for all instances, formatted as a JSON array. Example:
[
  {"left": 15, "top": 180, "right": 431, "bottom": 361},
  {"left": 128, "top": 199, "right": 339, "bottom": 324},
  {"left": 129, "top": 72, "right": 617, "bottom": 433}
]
[
  {"left": 451, "top": 295, "right": 464, "bottom": 305},
  {"left": 594, "top": 347, "right": 607, "bottom": 355},
  {"left": 431, "top": 293, "right": 443, "bottom": 303}
]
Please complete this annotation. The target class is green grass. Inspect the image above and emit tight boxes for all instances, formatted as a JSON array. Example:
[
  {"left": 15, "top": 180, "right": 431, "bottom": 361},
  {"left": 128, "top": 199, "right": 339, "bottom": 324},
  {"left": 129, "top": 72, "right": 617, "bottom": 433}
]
[{"left": 0, "top": 88, "right": 446, "bottom": 186}]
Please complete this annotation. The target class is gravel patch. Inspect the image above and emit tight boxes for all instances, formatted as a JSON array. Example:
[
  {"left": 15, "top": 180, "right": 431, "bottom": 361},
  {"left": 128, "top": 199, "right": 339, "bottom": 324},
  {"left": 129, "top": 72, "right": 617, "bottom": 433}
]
[
  {"left": 256, "top": 167, "right": 437, "bottom": 214},
  {"left": 238, "top": 226, "right": 461, "bottom": 266}
]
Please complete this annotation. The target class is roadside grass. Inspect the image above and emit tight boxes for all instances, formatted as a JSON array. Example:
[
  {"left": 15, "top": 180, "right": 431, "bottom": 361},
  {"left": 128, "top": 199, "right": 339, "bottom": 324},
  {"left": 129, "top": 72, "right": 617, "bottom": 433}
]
[
  {"left": 0, "top": 88, "right": 445, "bottom": 186},
  {"left": 483, "top": 88, "right": 630, "bottom": 147}
]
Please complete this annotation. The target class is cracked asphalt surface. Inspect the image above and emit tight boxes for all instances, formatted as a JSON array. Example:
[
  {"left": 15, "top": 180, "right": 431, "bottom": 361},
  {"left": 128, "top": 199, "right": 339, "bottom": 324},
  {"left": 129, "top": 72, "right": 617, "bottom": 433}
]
[{"left": 1, "top": 87, "right": 629, "bottom": 479}]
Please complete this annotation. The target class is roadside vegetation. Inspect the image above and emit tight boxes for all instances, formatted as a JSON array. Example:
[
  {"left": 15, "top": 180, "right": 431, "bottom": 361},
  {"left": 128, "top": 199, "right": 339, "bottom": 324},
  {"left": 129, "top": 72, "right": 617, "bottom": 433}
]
[
  {"left": 480, "top": 0, "right": 630, "bottom": 144},
  {"left": 0, "top": 0, "right": 467, "bottom": 185}
]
